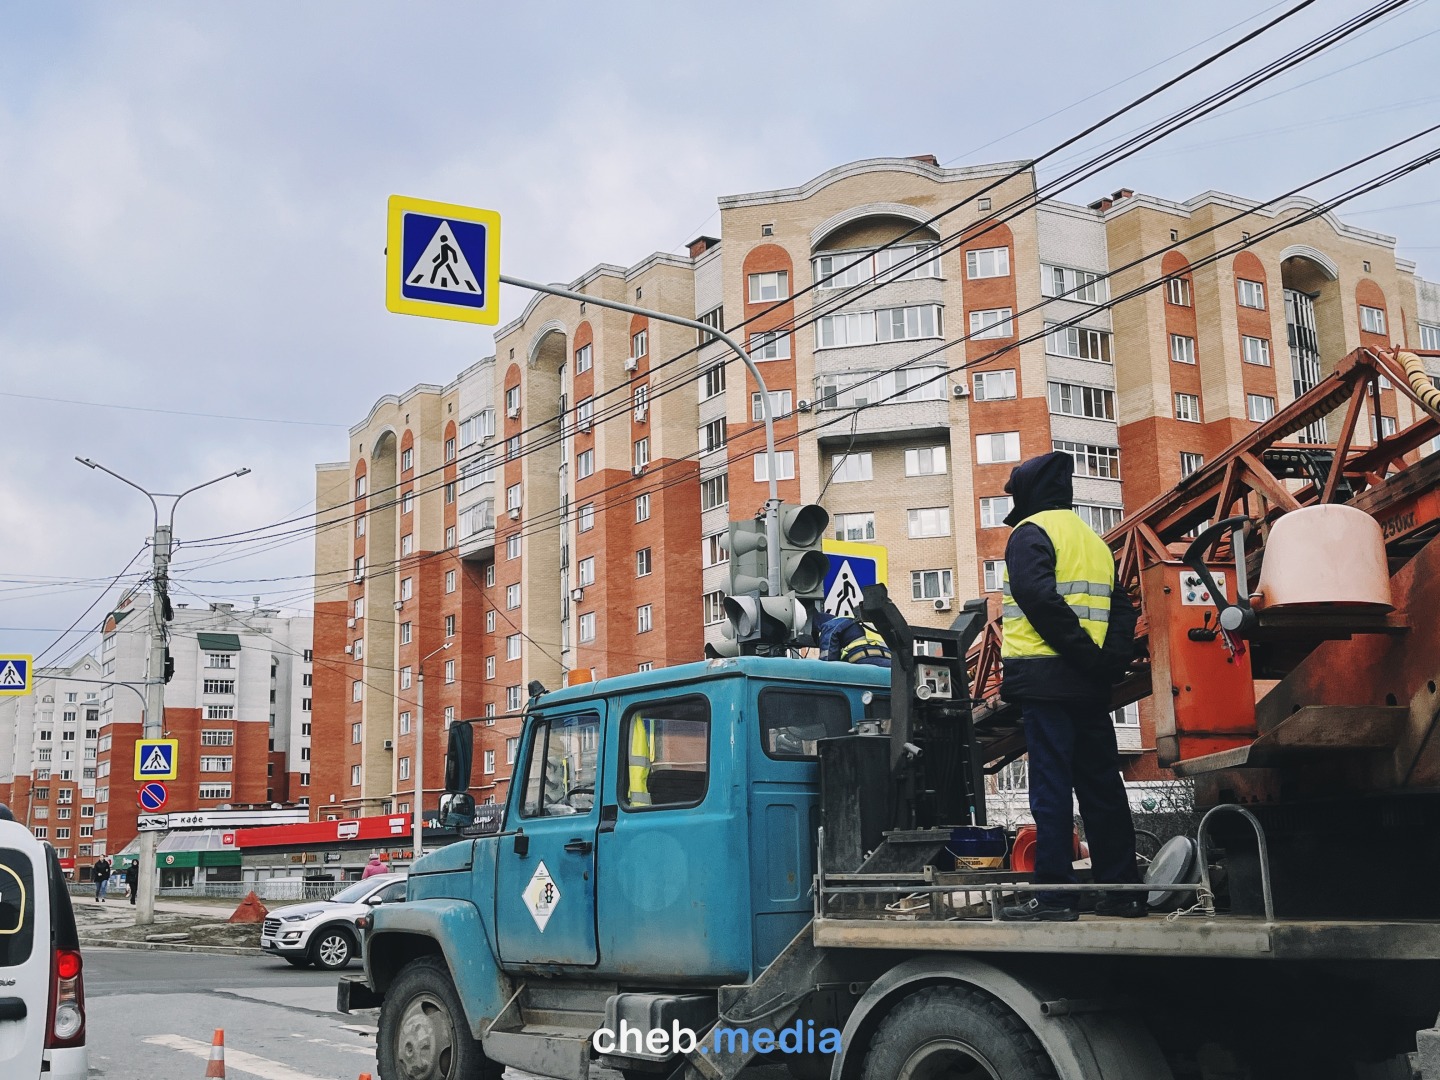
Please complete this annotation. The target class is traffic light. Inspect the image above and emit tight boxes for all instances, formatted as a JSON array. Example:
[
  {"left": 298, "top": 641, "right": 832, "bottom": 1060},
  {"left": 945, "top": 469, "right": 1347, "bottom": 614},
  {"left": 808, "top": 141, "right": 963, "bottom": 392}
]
[
  {"left": 723, "top": 518, "right": 770, "bottom": 597},
  {"left": 777, "top": 503, "right": 829, "bottom": 600},
  {"left": 162, "top": 648, "right": 175, "bottom": 684},
  {"left": 720, "top": 503, "right": 830, "bottom": 653},
  {"left": 704, "top": 622, "right": 741, "bottom": 659}
]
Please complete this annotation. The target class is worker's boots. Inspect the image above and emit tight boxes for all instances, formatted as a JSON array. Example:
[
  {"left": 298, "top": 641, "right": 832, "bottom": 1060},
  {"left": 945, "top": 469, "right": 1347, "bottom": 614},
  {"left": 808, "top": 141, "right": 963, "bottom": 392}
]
[
  {"left": 1094, "top": 892, "right": 1149, "bottom": 918},
  {"left": 1001, "top": 897, "right": 1079, "bottom": 922}
]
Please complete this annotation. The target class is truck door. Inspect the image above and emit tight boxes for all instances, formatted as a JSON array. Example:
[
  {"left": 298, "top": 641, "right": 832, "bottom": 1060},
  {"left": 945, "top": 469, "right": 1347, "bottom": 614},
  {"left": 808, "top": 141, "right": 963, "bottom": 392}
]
[
  {"left": 495, "top": 709, "right": 603, "bottom": 966},
  {"left": 0, "top": 822, "right": 49, "bottom": 1079}
]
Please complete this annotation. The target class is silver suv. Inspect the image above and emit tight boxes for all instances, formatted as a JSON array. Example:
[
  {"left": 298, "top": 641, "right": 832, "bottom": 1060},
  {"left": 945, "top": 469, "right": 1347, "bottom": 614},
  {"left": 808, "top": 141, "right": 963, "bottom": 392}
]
[{"left": 260, "top": 874, "right": 406, "bottom": 970}]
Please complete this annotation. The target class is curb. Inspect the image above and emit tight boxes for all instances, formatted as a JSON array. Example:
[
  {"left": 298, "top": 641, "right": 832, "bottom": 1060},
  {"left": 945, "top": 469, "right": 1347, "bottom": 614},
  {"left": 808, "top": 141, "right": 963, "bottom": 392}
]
[{"left": 80, "top": 937, "right": 261, "bottom": 956}]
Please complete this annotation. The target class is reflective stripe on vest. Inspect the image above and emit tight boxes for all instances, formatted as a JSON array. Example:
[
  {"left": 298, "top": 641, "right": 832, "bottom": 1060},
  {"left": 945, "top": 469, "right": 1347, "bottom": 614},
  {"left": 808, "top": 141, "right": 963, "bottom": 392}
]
[
  {"left": 1001, "top": 509, "right": 1115, "bottom": 659},
  {"left": 840, "top": 626, "right": 891, "bottom": 664},
  {"left": 628, "top": 716, "right": 653, "bottom": 806}
]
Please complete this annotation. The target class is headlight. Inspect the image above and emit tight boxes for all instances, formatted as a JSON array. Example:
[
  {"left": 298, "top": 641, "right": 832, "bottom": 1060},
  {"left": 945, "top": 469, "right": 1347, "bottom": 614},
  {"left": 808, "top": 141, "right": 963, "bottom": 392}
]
[{"left": 282, "top": 914, "right": 310, "bottom": 922}]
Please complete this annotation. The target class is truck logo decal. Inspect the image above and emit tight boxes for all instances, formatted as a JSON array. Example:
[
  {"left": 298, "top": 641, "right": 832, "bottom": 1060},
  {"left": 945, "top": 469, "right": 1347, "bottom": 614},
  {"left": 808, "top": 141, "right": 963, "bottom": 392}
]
[{"left": 523, "top": 861, "right": 560, "bottom": 932}]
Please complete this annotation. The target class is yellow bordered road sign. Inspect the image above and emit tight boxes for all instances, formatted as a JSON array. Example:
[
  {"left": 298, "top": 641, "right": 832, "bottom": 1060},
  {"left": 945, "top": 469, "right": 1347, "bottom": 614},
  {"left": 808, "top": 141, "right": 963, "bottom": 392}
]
[
  {"left": 386, "top": 195, "right": 502, "bottom": 325},
  {"left": 135, "top": 739, "right": 179, "bottom": 781},
  {"left": 821, "top": 540, "right": 889, "bottom": 618},
  {"left": 0, "top": 655, "right": 31, "bottom": 696}
]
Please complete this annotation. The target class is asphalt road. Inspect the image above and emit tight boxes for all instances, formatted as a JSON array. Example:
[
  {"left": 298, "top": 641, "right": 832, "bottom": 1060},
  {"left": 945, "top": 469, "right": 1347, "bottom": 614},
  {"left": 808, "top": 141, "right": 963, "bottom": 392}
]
[{"left": 84, "top": 948, "right": 379, "bottom": 1080}]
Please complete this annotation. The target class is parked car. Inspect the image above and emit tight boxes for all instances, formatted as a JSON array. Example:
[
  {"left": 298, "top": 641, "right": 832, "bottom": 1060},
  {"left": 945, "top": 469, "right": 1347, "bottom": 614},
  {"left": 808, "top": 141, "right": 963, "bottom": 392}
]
[
  {"left": 0, "top": 817, "right": 87, "bottom": 1079},
  {"left": 260, "top": 873, "right": 406, "bottom": 970}
]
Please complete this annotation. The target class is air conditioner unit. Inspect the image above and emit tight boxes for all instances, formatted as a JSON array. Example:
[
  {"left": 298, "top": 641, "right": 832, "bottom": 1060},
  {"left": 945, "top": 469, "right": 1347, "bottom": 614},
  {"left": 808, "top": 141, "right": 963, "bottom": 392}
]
[
  {"left": 343, "top": 645, "right": 353, "bottom": 654},
  {"left": 346, "top": 618, "right": 356, "bottom": 628},
  {"left": 632, "top": 465, "right": 646, "bottom": 477},
  {"left": 623, "top": 357, "right": 638, "bottom": 372},
  {"left": 383, "top": 740, "right": 394, "bottom": 751},
  {"left": 797, "top": 400, "right": 812, "bottom": 413},
  {"left": 354, "top": 572, "right": 364, "bottom": 584},
  {"left": 571, "top": 588, "right": 584, "bottom": 602},
  {"left": 634, "top": 406, "right": 647, "bottom": 423},
  {"left": 952, "top": 383, "right": 970, "bottom": 399},
  {"left": 507, "top": 406, "right": 520, "bottom": 419},
  {"left": 933, "top": 597, "right": 953, "bottom": 612},
  {"left": 578, "top": 419, "right": 592, "bottom": 432},
  {"left": 508, "top": 507, "right": 521, "bottom": 520}
]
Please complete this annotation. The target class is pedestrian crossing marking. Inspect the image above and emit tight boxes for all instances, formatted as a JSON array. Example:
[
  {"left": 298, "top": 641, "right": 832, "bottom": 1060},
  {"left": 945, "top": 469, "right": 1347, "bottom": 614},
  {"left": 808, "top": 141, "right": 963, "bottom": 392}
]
[
  {"left": 824, "top": 560, "right": 863, "bottom": 618},
  {"left": 406, "top": 220, "right": 482, "bottom": 294},
  {"left": 141, "top": 746, "right": 169, "bottom": 772},
  {"left": 0, "top": 655, "right": 30, "bottom": 695}
]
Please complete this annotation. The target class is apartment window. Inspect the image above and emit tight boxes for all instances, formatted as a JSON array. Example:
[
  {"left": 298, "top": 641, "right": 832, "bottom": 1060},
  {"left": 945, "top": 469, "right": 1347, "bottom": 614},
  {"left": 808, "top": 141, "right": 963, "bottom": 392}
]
[
  {"left": 200, "top": 756, "right": 232, "bottom": 773},
  {"left": 1361, "top": 305, "right": 1387, "bottom": 334},
  {"left": 830, "top": 452, "right": 873, "bottom": 483},
  {"left": 1247, "top": 394, "right": 1276, "bottom": 422},
  {"left": 445, "top": 526, "right": 456, "bottom": 548},
  {"left": 634, "top": 437, "right": 649, "bottom": 470},
  {"left": 631, "top": 329, "right": 648, "bottom": 359},
  {"left": 1175, "top": 393, "right": 1201, "bottom": 423},
  {"left": 445, "top": 437, "right": 456, "bottom": 462},
  {"left": 748, "top": 331, "right": 791, "bottom": 361},
  {"left": 399, "top": 621, "right": 412, "bottom": 645},
  {"left": 580, "top": 503, "right": 596, "bottom": 531},
  {"left": 351, "top": 722, "right": 362, "bottom": 744},
  {"left": 905, "top": 446, "right": 947, "bottom": 477},
  {"left": 354, "top": 596, "right": 365, "bottom": 620},
  {"left": 303, "top": 697, "right": 312, "bottom": 711},
  {"left": 814, "top": 365, "right": 945, "bottom": 410},
  {"left": 485, "top": 564, "right": 495, "bottom": 587},
  {"left": 979, "top": 496, "right": 1014, "bottom": 527},
  {"left": 506, "top": 483, "right": 522, "bottom": 512},
  {"left": 205, "top": 705, "right": 234, "bottom": 720},
  {"left": 1242, "top": 335, "right": 1271, "bottom": 366},
  {"left": 968, "top": 308, "right": 1013, "bottom": 340},
  {"left": 480, "top": 749, "right": 494, "bottom": 775},
  {"left": 203, "top": 679, "right": 235, "bottom": 695},
  {"left": 634, "top": 495, "right": 649, "bottom": 523},
  {"left": 911, "top": 569, "right": 954, "bottom": 600},
  {"left": 401, "top": 576, "right": 414, "bottom": 601},
  {"left": 748, "top": 271, "right": 789, "bottom": 303},
  {"left": 751, "top": 390, "right": 792, "bottom": 421},
  {"left": 636, "top": 548, "right": 652, "bottom": 577},
  {"left": 813, "top": 244, "right": 940, "bottom": 289},
  {"left": 505, "top": 386, "right": 520, "bottom": 414},
  {"left": 702, "top": 532, "right": 729, "bottom": 568},
  {"left": 355, "top": 475, "right": 367, "bottom": 498},
  {"left": 206, "top": 652, "right": 233, "bottom": 669},
  {"left": 399, "top": 666, "right": 412, "bottom": 690},
  {"left": 907, "top": 507, "right": 951, "bottom": 538},
  {"left": 399, "top": 532, "right": 415, "bottom": 557},
  {"left": 356, "top": 516, "right": 366, "bottom": 537},
  {"left": 1377, "top": 414, "right": 1398, "bottom": 439},
  {"left": 1166, "top": 277, "right": 1192, "bottom": 307},
  {"left": 459, "top": 409, "right": 495, "bottom": 446},
  {"left": 700, "top": 474, "right": 728, "bottom": 512},
  {"left": 505, "top": 736, "right": 519, "bottom": 765},
  {"left": 817, "top": 305, "right": 942, "bottom": 348},
  {"left": 399, "top": 712, "right": 412, "bottom": 735},
  {"left": 973, "top": 370, "right": 1016, "bottom": 401},
  {"left": 578, "top": 556, "right": 596, "bottom": 587},
  {"left": 700, "top": 363, "right": 726, "bottom": 400},
  {"left": 1042, "top": 264, "right": 1106, "bottom": 303},
  {"left": 983, "top": 560, "right": 1007, "bottom": 593},
  {"left": 577, "top": 449, "right": 594, "bottom": 479},
  {"left": 1180, "top": 452, "right": 1205, "bottom": 478},
  {"left": 1047, "top": 381, "right": 1116, "bottom": 420},
  {"left": 633, "top": 384, "right": 648, "bottom": 420},
  {"left": 579, "top": 613, "right": 597, "bottom": 643},
  {"left": 507, "top": 685, "right": 524, "bottom": 711},
  {"left": 445, "top": 706, "right": 455, "bottom": 728},
  {"left": 1419, "top": 323, "right": 1440, "bottom": 350},
  {"left": 637, "top": 605, "right": 653, "bottom": 633},
  {"left": 753, "top": 451, "right": 796, "bottom": 482},
  {"left": 1075, "top": 504, "right": 1124, "bottom": 534},
  {"left": 975, "top": 432, "right": 1021, "bottom": 465},
  {"left": 1170, "top": 334, "right": 1197, "bottom": 364},
  {"left": 574, "top": 342, "right": 592, "bottom": 374},
  {"left": 399, "top": 756, "right": 411, "bottom": 781},
  {"left": 576, "top": 397, "right": 594, "bottom": 430},
  {"left": 1054, "top": 439, "right": 1121, "bottom": 479},
  {"left": 507, "top": 435, "right": 521, "bottom": 459},
  {"left": 966, "top": 246, "right": 1011, "bottom": 279},
  {"left": 444, "top": 659, "right": 455, "bottom": 684},
  {"left": 399, "top": 448, "right": 413, "bottom": 474},
  {"left": 1237, "top": 279, "right": 1266, "bottom": 309},
  {"left": 1045, "top": 324, "right": 1112, "bottom": 363},
  {"left": 350, "top": 765, "right": 361, "bottom": 787},
  {"left": 697, "top": 306, "right": 723, "bottom": 346},
  {"left": 201, "top": 729, "right": 234, "bottom": 747},
  {"left": 700, "top": 418, "right": 727, "bottom": 454},
  {"left": 833, "top": 512, "right": 876, "bottom": 542},
  {"left": 507, "top": 534, "right": 522, "bottom": 559},
  {"left": 486, "top": 656, "right": 496, "bottom": 679},
  {"left": 703, "top": 591, "right": 726, "bottom": 625},
  {"left": 506, "top": 635, "right": 522, "bottom": 661}
]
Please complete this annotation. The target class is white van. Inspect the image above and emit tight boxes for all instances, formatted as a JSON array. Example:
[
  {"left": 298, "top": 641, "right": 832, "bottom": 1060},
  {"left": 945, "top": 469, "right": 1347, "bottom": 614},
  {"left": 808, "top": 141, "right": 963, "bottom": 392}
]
[{"left": 0, "top": 818, "right": 87, "bottom": 1080}]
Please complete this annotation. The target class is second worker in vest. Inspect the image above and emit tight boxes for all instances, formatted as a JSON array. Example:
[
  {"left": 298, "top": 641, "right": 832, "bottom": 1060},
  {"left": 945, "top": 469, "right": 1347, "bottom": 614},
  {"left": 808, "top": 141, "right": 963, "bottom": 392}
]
[{"left": 997, "top": 451, "right": 1145, "bottom": 921}]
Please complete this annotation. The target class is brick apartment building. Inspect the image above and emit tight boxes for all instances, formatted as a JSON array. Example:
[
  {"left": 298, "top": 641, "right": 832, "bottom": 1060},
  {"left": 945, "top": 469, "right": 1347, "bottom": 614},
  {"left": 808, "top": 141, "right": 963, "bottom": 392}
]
[
  {"left": 312, "top": 156, "right": 1440, "bottom": 820},
  {"left": 0, "top": 599, "right": 313, "bottom": 865}
]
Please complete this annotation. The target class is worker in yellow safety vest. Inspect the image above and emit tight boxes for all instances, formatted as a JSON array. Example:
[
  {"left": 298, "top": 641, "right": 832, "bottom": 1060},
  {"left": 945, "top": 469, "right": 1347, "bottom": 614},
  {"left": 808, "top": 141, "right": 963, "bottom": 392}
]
[{"left": 996, "top": 452, "right": 1144, "bottom": 923}]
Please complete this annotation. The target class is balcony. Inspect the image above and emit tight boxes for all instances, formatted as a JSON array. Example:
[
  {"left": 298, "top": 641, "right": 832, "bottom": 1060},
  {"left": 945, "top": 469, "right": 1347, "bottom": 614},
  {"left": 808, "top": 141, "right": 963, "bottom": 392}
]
[{"left": 459, "top": 497, "right": 496, "bottom": 561}]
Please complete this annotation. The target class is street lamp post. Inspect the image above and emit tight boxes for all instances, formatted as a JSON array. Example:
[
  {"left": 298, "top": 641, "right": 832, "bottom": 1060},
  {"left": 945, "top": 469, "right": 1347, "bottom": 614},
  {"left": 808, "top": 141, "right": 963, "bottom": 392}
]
[
  {"left": 76, "top": 458, "right": 250, "bottom": 926},
  {"left": 414, "top": 642, "right": 452, "bottom": 860}
]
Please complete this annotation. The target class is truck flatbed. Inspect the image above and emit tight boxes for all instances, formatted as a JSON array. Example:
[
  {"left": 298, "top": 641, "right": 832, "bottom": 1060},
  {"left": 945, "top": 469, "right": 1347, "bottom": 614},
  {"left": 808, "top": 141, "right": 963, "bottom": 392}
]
[{"left": 813, "top": 913, "right": 1440, "bottom": 961}]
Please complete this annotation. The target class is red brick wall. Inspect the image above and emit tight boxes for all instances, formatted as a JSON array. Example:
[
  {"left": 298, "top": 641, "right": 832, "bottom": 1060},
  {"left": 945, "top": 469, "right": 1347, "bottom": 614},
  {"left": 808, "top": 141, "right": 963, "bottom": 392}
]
[
  {"left": 732, "top": 244, "right": 801, "bottom": 503},
  {"left": 309, "top": 599, "right": 351, "bottom": 819}
]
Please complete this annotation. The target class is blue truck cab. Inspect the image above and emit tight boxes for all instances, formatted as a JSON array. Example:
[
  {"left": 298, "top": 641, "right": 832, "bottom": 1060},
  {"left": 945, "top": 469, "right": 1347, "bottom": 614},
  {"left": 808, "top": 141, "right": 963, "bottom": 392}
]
[{"left": 353, "top": 656, "right": 889, "bottom": 1080}]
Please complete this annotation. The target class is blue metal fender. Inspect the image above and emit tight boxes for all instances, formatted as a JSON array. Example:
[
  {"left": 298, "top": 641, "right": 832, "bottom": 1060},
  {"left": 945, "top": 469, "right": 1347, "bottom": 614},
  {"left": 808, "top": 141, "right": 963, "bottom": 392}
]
[
  {"left": 831, "top": 953, "right": 1172, "bottom": 1080},
  {"left": 365, "top": 898, "right": 512, "bottom": 1040}
]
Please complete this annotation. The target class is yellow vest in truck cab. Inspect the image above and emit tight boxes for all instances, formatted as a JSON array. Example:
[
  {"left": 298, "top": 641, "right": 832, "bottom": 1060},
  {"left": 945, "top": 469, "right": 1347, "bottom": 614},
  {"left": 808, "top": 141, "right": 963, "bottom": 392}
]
[
  {"left": 629, "top": 715, "right": 654, "bottom": 805},
  {"left": 1001, "top": 509, "right": 1114, "bottom": 658}
]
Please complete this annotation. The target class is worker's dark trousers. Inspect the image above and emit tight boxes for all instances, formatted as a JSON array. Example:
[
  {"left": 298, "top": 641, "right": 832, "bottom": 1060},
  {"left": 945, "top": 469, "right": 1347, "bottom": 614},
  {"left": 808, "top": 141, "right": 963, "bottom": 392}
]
[{"left": 1022, "top": 698, "right": 1141, "bottom": 905}]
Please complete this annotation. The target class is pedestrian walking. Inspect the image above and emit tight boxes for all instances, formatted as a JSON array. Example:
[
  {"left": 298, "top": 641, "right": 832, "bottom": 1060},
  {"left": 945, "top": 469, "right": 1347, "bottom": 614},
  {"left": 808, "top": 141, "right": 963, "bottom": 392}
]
[
  {"left": 996, "top": 452, "right": 1145, "bottom": 922},
  {"left": 124, "top": 860, "right": 139, "bottom": 905},
  {"left": 93, "top": 856, "right": 112, "bottom": 902},
  {"left": 361, "top": 852, "right": 389, "bottom": 879}
]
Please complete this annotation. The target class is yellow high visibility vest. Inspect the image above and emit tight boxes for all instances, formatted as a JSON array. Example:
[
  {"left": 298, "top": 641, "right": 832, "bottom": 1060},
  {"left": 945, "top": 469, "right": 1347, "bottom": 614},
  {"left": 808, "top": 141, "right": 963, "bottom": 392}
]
[
  {"left": 1001, "top": 509, "right": 1115, "bottom": 658},
  {"left": 628, "top": 716, "right": 654, "bottom": 806},
  {"left": 840, "top": 625, "right": 891, "bottom": 664}
]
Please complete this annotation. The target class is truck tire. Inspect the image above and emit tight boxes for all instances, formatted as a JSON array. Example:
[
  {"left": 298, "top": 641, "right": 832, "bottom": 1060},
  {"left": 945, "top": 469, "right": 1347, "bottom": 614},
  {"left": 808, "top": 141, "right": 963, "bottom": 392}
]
[
  {"left": 310, "top": 925, "right": 357, "bottom": 970},
  {"left": 861, "top": 986, "right": 1057, "bottom": 1080},
  {"left": 377, "top": 955, "right": 503, "bottom": 1080}
]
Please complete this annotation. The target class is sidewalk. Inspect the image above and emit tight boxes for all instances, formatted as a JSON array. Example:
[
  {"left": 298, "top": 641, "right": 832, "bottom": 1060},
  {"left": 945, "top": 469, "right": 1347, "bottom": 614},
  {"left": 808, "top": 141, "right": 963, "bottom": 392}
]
[{"left": 75, "top": 893, "right": 264, "bottom": 953}]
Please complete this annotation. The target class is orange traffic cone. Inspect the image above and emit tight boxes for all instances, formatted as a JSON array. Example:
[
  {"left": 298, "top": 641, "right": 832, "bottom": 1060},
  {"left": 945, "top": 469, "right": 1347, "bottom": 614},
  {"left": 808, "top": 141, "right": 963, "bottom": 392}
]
[
  {"left": 205, "top": 1029, "right": 226, "bottom": 1078},
  {"left": 358, "top": 1074, "right": 373, "bottom": 1080},
  {"left": 227, "top": 891, "right": 268, "bottom": 924}
]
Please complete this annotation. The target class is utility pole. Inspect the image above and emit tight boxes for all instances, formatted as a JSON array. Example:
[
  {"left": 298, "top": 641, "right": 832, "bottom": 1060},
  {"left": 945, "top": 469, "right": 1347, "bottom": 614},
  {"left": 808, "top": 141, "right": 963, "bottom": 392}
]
[
  {"left": 414, "top": 643, "right": 452, "bottom": 860},
  {"left": 77, "top": 458, "right": 250, "bottom": 925}
]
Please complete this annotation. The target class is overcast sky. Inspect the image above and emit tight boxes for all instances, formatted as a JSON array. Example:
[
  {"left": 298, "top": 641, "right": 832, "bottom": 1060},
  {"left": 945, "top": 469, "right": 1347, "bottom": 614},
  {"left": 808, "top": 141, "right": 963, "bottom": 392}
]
[{"left": 3, "top": 0, "right": 1439, "bottom": 663}]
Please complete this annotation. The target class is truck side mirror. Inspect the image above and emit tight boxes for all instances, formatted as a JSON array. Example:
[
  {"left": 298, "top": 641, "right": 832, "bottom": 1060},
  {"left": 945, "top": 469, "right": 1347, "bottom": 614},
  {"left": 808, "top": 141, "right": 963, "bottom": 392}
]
[{"left": 444, "top": 723, "right": 473, "bottom": 793}]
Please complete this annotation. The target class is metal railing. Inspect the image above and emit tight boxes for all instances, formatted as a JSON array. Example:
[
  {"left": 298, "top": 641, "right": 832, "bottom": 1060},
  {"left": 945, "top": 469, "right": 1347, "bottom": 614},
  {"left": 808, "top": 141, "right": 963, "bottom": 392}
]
[{"left": 68, "top": 879, "right": 353, "bottom": 902}]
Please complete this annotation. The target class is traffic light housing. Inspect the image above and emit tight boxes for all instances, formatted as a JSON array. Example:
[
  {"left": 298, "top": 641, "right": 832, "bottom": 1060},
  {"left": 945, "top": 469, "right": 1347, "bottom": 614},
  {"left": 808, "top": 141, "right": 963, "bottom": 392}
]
[
  {"left": 163, "top": 648, "right": 175, "bottom": 684},
  {"left": 777, "top": 503, "right": 829, "bottom": 600},
  {"left": 720, "top": 503, "right": 830, "bottom": 653},
  {"left": 723, "top": 518, "right": 770, "bottom": 597}
]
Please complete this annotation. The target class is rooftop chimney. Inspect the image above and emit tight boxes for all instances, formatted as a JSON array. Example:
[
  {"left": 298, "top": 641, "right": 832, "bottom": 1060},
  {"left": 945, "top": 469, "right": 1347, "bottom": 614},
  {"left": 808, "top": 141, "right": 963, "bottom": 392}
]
[
  {"left": 909, "top": 154, "right": 940, "bottom": 167},
  {"left": 687, "top": 236, "right": 721, "bottom": 258}
]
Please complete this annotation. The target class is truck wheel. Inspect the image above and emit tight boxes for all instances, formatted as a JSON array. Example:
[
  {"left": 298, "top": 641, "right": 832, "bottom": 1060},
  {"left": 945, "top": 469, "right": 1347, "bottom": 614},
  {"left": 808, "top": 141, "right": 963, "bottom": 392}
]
[
  {"left": 861, "top": 986, "right": 1057, "bottom": 1080},
  {"left": 378, "top": 956, "right": 503, "bottom": 1080},
  {"left": 310, "top": 926, "right": 357, "bottom": 970}
]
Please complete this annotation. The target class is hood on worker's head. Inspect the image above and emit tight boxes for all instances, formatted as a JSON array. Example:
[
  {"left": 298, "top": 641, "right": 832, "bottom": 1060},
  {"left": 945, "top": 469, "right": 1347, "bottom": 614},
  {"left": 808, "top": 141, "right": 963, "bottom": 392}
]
[{"left": 1003, "top": 452, "right": 1074, "bottom": 526}]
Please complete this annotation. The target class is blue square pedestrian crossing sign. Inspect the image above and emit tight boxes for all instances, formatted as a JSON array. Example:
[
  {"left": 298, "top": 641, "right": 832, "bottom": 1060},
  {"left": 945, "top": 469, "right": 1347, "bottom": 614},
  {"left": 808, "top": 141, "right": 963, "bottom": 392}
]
[
  {"left": 821, "top": 541, "right": 888, "bottom": 619},
  {"left": 134, "top": 739, "right": 179, "bottom": 781},
  {"left": 386, "top": 195, "right": 502, "bottom": 325},
  {"left": 0, "top": 655, "right": 31, "bottom": 696}
]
